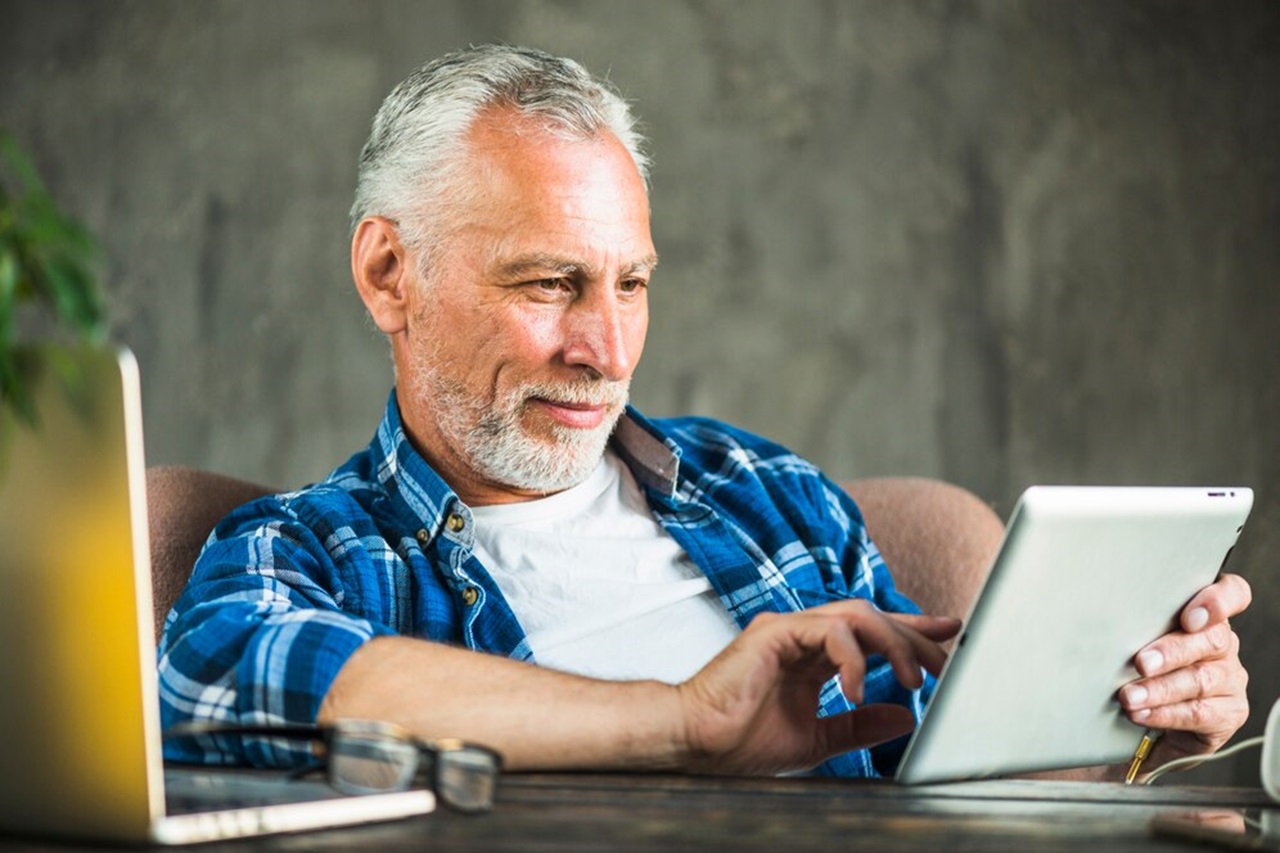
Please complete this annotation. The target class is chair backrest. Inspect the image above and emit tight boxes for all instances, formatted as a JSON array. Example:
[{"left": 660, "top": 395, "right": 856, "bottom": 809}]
[
  {"left": 146, "top": 465, "right": 271, "bottom": 641},
  {"left": 843, "top": 476, "right": 1003, "bottom": 622},
  {"left": 145, "top": 466, "right": 1002, "bottom": 642}
]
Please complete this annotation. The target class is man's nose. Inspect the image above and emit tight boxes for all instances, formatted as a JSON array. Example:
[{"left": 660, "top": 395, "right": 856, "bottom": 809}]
[{"left": 562, "top": 288, "right": 638, "bottom": 381}]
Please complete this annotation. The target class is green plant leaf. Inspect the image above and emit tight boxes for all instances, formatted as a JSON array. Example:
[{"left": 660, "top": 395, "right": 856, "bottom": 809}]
[
  {"left": 0, "top": 248, "right": 15, "bottom": 351},
  {"left": 0, "top": 130, "right": 108, "bottom": 427},
  {"left": 0, "top": 350, "right": 38, "bottom": 427},
  {"left": 0, "top": 248, "right": 16, "bottom": 307},
  {"left": 43, "top": 257, "right": 106, "bottom": 339}
]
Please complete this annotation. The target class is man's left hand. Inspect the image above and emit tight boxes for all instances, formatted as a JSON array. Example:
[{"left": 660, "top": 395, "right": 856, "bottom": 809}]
[{"left": 1119, "top": 572, "right": 1252, "bottom": 767}]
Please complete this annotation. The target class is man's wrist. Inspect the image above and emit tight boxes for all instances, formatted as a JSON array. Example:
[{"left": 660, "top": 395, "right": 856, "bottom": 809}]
[{"left": 612, "top": 679, "right": 690, "bottom": 771}]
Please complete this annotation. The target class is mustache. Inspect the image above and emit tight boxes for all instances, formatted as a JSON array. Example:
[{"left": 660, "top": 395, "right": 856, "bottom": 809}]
[{"left": 516, "top": 377, "right": 630, "bottom": 409}]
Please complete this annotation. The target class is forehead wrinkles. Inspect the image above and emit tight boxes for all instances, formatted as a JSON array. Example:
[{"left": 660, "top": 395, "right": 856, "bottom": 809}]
[{"left": 429, "top": 112, "right": 653, "bottom": 278}]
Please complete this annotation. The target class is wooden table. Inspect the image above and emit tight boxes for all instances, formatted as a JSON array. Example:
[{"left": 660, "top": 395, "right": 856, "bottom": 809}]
[
  {"left": 3, "top": 773, "right": 1275, "bottom": 850},
  {"left": 427, "top": 775, "right": 1273, "bottom": 852}
]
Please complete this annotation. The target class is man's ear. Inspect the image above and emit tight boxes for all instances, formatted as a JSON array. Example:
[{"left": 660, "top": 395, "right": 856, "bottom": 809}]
[{"left": 352, "top": 216, "right": 414, "bottom": 335}]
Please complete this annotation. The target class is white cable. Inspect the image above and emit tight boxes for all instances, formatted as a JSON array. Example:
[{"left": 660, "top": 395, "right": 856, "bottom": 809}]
[{"left": 1142, "top": 735, "right": 1266, "bottom": 785}]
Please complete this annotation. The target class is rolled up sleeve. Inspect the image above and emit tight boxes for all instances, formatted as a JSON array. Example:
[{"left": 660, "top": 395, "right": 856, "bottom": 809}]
[{"left": 157, "top": 499, "right": 396, "bottom": 766}]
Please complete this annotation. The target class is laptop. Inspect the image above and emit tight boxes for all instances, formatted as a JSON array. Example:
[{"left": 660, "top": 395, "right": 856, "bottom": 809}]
[
  {"left": 0, "top": 345, "right": 435, "bottom": 844},
  {"left": 895, "top": 484, "right": 1252, "bottom": 784}
]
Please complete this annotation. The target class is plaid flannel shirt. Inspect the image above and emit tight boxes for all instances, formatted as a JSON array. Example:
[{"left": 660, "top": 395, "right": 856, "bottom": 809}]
[{"left": 158, "top": 393, "right": 933, "bottom": 777}]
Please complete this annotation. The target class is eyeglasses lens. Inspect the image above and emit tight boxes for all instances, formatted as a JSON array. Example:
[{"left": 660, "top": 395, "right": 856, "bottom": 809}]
[
  {"left": 436, "top": 748, "right": 500, "bottom": 812},
  {"left": 328, "top": 732, "right": 418, "bottom": 795}
]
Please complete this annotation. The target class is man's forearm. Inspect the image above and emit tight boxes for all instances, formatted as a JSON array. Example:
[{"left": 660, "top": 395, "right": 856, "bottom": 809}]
[
  {"left": 318, "top": 635, "right": 689, "bottom": 771},
  {"left": 319, "top": 604, "right": 959, "bottom": 777}
]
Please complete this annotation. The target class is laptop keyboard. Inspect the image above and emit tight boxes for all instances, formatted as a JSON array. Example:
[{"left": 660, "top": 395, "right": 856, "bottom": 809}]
[{"left": 164, "top": 766, "right": 345, "bottom": 814}]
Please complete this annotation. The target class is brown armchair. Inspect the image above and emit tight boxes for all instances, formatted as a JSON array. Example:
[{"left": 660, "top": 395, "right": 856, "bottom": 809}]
[
  {"left": 146, "top": 466, "right": 272, "bottom": 641},
  {"left": 843, "top": 477, "right": 1004, "bottom": 625},
  {"left": 146, "top": 467, "right": 1003, "bottom": 642}
]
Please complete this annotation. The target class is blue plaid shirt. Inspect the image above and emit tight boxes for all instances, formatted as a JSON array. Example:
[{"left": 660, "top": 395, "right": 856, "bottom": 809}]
[{"left": 158, "top": 393, "right": 933, "bottom": 777}]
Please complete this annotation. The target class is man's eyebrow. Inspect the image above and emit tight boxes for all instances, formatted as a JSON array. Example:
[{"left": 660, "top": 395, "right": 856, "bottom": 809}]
[
  {"left": 494, "top": 252, "right": 660, "bottom": 279},
  {"left": 495, "top": 253, "right": 581, "bottom": 278},
  {"left": 624, "top": 253, "right": 660, "bottom": 276}
]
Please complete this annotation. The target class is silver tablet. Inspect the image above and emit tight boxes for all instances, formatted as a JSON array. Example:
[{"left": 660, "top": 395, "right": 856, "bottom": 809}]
[{"left": 895, "top": 486, "right": 1252, "bottom": 785}]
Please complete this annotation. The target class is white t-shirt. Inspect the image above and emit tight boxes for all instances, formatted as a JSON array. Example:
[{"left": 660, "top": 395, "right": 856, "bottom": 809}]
[{"left": 469, "top": 450, "right": 741, "bottom": 684}]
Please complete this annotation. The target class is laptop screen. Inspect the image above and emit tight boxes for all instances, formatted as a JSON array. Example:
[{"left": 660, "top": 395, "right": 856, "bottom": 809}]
[{"left": 0, "top": 346, "right": 163, "bottom": 839}]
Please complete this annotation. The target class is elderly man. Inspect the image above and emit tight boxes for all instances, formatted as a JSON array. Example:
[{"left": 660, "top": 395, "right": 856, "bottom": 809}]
[{"left": 159, "top": 45, "right": 1250, "bottom": 779}]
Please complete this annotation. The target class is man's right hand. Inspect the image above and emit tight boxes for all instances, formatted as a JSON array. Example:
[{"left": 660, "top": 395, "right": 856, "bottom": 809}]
[{"left": 675, "top": 600, "right": 960, "bottom": 775}]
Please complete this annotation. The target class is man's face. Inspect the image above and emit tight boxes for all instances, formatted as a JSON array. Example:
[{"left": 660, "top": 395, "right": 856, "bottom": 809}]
[{"left": 395, "top": 109, "right": 656, "bottom": 505}]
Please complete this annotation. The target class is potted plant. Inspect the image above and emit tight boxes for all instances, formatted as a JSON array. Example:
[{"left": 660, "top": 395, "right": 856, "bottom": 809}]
[{"left": 0, "top": 130, "right": 107, "bottom": 426}]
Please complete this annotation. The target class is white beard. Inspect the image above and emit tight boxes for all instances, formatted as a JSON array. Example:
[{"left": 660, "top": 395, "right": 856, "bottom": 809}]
[{"left": 407, "top": 352, "right": 629, "bottom": 494}]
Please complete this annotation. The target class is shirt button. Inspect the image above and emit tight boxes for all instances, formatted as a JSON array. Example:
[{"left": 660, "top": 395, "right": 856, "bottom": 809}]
[
  {"left": 415, "top": 529, "right": 429, "bottom": 545},
  {"left": 461, "top": 586, "right": 479, "bottom": 606},
  {"left": 446, "top": 513, "right": 466, "bottom": 533}
]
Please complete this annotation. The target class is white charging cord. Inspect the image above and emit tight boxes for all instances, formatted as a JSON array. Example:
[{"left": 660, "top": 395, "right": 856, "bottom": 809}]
[
  {"left": 1142, "top": 735, "right": 1265, "bottom": 785},
  {"left": 1143, "top": 697, "right": 1280, "bottom": 797}
]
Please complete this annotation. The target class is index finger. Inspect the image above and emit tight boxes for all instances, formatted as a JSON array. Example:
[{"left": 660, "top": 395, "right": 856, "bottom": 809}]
[
  {"left": 886, "top": 612, "right": 963, "bottom": 642},
  {"left": 848, "top": 613, "right": 953, "bottom": 686},
  {"left": 1181, "top": 572, "right": 1251, "bottom": 632}
]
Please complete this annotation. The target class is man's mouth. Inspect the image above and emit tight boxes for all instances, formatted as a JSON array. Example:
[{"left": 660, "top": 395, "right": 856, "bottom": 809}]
[{"left": 528, "top": 397, "right": 613, "bottom": 430}]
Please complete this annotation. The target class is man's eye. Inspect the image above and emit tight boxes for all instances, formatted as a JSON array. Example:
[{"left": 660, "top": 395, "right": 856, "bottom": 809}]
[
  {"left": 619, "top": 278, "right": 647, "bottom": 294},
  {"left": 532, "top": 278, "right": 568, "bottom": 292}
]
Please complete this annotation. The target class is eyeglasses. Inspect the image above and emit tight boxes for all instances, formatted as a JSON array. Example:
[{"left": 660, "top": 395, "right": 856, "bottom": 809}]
[{"left": 163, "top": 719, "right": 502, "bottom": 813}]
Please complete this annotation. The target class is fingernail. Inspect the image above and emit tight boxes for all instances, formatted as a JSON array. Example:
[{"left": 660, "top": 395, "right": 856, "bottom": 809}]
[
  {"left": 1137, "top": 649, "right": 1164, "bottom": 674},
  {"left": 1185, "top": 607, "right": 1210, "bottom": 632},
  {"left": 1134, "top": 708, "right": 1151, "bottom": 722},
  {"left": 1124, "top": 684, "right": 1148, "bottom": 706}
]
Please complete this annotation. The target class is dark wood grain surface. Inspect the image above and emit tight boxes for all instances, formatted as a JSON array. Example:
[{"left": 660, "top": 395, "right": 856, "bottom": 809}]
[{"left": 3, "top": 773, "right": 1274, "bottom": 851}]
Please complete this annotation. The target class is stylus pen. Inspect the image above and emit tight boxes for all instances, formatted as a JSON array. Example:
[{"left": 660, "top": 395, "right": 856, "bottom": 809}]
[{"left": 1125, "top": 729, "right": 1162, "bottom": 784}]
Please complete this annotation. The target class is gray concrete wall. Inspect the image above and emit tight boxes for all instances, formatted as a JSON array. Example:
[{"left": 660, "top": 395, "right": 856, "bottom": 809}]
[{"left": 3, "top": 1, "right": 1276, "bottom": 785}]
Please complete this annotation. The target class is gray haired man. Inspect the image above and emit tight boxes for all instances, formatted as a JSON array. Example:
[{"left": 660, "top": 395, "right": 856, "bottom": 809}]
[{"left": 159, "top": 45, "right": 1251, "bottom": 779}]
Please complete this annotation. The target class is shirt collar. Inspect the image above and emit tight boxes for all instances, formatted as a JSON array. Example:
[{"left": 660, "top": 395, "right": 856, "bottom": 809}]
[
  {"left": 372, "top": 391, "right": 460, "bottom": 543},
  {"left": 611, "top": 405, "right": 682, "bottom": 499}
]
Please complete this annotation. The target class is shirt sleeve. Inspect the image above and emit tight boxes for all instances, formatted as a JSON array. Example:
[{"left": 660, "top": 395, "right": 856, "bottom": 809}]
[{"left": 156, "top": 496, "right": 396, "bottom": 767}]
